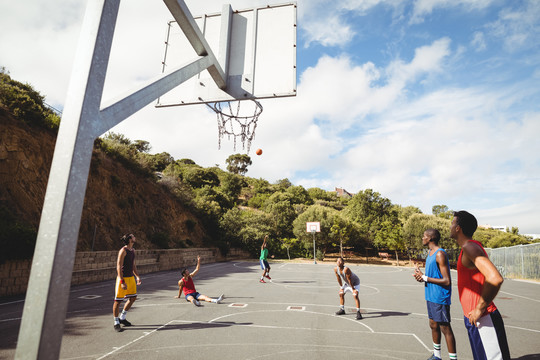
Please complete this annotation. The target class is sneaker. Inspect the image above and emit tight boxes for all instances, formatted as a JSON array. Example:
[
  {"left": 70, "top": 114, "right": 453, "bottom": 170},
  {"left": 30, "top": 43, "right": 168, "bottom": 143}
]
[
  {"left": 356, "top": 311, "right": 363, "bottom": 320},
  {"left": 259, "top": 279, "right": 266, "bottom": 283},
  {"left": 193, "top": 299, "right": 201, "bottom": 306},
  {"left": 114, "top": 324, "right": 123, "bottom": 332},
  {"left": 216, "top": 294, "right": 224, "bottom": 304},
  {"left": 335, "top": 308, "right": 346, "bottom": 315},
  {"left": 265, "top": 275, "right": 272, "bottom": 280},
  {"left": 426, "top": 355, "right": 442, "bottom": 360},
  {"left": 119, "top": 319, "right": 132, "bottom": 326}
]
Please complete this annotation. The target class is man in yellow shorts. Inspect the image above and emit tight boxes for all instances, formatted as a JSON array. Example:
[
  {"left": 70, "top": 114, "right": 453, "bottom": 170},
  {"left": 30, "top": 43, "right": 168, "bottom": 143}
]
[{"left": 113, "top": 233, "right": 141, "bottom": 332}]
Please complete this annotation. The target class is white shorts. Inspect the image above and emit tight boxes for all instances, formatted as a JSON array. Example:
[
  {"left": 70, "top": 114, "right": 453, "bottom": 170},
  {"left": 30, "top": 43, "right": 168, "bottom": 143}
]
[{"left": 341, "top": 283, "right": 360, "bottom": 295}]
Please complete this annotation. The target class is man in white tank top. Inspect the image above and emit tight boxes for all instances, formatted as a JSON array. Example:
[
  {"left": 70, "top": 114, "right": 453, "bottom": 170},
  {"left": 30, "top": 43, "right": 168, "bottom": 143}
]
[{"left": 334, "top": 257, "right": 362, "bottom": 320}]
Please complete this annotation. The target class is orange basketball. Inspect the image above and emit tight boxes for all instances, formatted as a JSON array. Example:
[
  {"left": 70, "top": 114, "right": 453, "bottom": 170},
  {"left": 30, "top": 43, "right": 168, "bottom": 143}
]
[{"left": 256, "top": 148, "right": 263, "bottom": 155}]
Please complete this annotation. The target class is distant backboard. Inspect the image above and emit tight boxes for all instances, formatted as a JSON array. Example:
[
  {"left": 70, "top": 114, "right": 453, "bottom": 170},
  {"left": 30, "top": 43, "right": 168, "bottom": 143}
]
[
  {"left": 156, "top": 2, "right": 297, "bottom": 107},
  {"left": 306, "top": 222, "right": 321, "bottom": 233}
]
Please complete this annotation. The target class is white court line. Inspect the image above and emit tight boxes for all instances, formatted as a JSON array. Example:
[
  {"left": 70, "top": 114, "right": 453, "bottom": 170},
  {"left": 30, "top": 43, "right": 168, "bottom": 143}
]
[
  {"left": 209, "top": 309, "right": 375, "bottom": 332},
  {"left": 499, "top": 290, "right": 540, "bottom": 303},
  {"left": 95, "top": 319, "right": 176, "bottom": 359}
]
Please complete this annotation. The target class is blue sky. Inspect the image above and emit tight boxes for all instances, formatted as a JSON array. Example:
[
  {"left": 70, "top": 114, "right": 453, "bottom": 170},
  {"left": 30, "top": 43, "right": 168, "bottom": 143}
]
[{"left": 1, "top": 0, "right": 539, "bottom": 235}]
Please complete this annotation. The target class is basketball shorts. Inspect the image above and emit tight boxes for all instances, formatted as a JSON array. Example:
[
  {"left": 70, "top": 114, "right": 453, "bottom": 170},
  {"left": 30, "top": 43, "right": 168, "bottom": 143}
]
[
  {"left": 114, "top": 276, "right": 137, "bottom": 301},
  {"left": 341, "top": 283, "right": 360, "bottom": 295},
  {"left": 426, "top": 301, "right": 451, "bottom": 323},
  {"left": 184, "top": 292, "right": 201, "bottom": 301},
  {"left": 260, "top": 259, "right": 270, "bottom": 270},
  {"left": 463, "top": 309, "right": 511, "bottom": 360}
]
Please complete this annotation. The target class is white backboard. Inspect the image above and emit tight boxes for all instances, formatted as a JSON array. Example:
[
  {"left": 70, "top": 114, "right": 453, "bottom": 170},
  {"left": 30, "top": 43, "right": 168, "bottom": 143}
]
[
  {"left": 306, "top": 222, "right": 321, "bottom": 233},
  {"left": 156, "top": 2, "right": 297, "bottom": 107}
]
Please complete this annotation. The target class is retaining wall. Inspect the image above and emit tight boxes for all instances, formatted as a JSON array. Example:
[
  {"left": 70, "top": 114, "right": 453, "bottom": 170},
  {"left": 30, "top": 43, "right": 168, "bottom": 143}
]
[{"left": 0, "top": 247, "right": 250, "bottom": 297}]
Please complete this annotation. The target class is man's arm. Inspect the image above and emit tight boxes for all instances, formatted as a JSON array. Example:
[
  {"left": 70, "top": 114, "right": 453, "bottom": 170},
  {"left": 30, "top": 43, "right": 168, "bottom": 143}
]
[
  {"left": 190, "top": 255, "right": 201, "bottom": 277},
  {"left": 334, "top": 267, "right": 343, "bottom": 286},
  {"left": 462, "top": 242, "right": 504, "bottom": 325},
  {"left": 116, "top": 248, "right": 127, "bottom": 289},
  {"left": 262, "top": 235, "right": 268, "bottom": 250},
  {"left": 175, "top": 279, "right": 184, "bottom": 298},
  {"left": 132, "top": 256, "right": 141, "bottom": 285}
]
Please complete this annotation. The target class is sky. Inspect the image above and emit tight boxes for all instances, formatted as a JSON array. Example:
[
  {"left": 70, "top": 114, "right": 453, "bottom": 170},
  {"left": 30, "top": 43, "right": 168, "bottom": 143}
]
[{"left": 1, "top": 0, "right": 540, "bottom": 235}]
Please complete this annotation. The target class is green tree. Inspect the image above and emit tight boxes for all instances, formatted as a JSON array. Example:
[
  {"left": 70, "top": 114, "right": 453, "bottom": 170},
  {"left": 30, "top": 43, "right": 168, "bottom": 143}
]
[
  {"left": 432, "top": 205, "right": 453, "bottom": 219},
  {"left": 286, "top": 185, "right": 313, "bottom": 206},
  {"left": 342, "top": 189, "right": 394, "bottom": 247},
  {"left": 374, "top": 218, "right": 405, "bottom": 265},
  {"left": 292, "top": 205, "right": 341, "bottom": 257},
  {"left": 330, "top": 214, "right": 355, "bottom": 256},
  {"left": 403, "top": 213, "right": 454, "bottom": 251},
  {"left": 226, "top": 153, "right": 252, "bottom": 175},
  {"left": 281, "top": 237, "right": 300, "bottom": 260}
]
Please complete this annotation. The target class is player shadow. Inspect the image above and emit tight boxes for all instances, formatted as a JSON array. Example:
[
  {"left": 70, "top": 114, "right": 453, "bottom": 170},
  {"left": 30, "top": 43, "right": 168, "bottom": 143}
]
[
  {"left": 513, "top": 355, "right": 540, "bottom": 359},
  {"left": 363, "top": 310, "right": 410, "bottom": 318},
  {"left": 152, "top": 321, "right": 252, "bottom": 331}
]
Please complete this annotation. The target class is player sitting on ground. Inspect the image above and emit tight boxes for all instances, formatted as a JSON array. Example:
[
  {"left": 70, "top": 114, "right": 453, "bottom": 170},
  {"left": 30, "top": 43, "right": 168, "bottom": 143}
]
[
  {"left": 334, "top": 257, "right": 363, "bottom": 320},
  {"left": 175, "top": 255, "right": 223, "bottom": 306}
]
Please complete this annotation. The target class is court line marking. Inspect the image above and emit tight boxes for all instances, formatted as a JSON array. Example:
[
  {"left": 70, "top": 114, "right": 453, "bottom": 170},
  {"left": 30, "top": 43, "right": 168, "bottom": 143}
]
[
  {"left": 86, "top": 342, "right": 429, "bottom": 360},
  {"left": 209, "top": 309, "right": 375, "bottom": 332},
  {"left": 95, "top": 319, "right": 176, "bottom": 360},
  {"left": 498, "top": 290, "right": 540, "bottom": 303}
]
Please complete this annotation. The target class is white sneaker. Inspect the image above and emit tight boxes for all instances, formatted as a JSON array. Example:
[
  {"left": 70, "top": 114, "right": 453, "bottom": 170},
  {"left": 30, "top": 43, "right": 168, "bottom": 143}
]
[
  {"left": 216, "top": 294, "right": 224, "bottom": 303},
  {"left": 193, "top": 299, "right": 201, "bottom": 306}
]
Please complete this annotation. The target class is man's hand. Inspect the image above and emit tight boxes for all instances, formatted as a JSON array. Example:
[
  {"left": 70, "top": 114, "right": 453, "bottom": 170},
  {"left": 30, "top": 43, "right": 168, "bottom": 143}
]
[
  {"left": 136, "top": 276, "right": 141, "bottom": 286},
  {"left": 413, "top": 263, "right": 424, "bottom": 282},
  {"left": 121, "top": 282, "right": 127, "bottom": 290},
  {"left": 467, "top": 308, "right": 483, "bottom": 327}
]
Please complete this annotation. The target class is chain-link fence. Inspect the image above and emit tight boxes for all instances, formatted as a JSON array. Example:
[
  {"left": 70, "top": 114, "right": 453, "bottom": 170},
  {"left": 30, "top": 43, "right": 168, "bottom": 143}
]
[{"left": 486, "top": 243, "right": 540, "bottom": 280}]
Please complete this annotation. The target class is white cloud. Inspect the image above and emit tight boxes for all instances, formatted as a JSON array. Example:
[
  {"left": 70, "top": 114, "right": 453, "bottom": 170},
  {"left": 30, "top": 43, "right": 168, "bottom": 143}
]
[
  {"left": 471, "top": 31, "right": 487, "bottom": 52},
  {"left": 410, "top": 0, "right": 495, "bottom": 24},
  {"left": 487, "top": 0, "right": 540, "bottom": 52}
]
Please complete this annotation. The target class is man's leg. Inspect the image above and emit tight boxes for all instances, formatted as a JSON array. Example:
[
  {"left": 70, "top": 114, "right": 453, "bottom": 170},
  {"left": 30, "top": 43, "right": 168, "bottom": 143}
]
[
  {"left": 119, "top": 296, "right": 136, "bottom": 326},
  {"left": 335, "top": 290, "right": 346, "bottom": 315},
  {"left": 353, "top": 290, "right": 362, "bottom": 320},
  {"left": 440, "top": 323, "right": 457, "bottom": 359},
  {"left": 113, "top": 300, "right": 123, "bottom": 332},
  {"left": 429, "top": 318, "right": 442, "bottom": 359},
  {"left": 198, "top": 294, "right": 224, "bottom": 303}
]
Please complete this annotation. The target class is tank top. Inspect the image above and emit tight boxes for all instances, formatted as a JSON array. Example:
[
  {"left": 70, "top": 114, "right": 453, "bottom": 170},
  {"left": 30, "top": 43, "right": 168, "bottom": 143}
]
[
  {"left": 338, "top": 267, "right": 360, "bottom": 286},
  {"left": 182, "top": 276, "right": 196, "bottom": 295},
  {"left": 425, "top": 248, "right": 451, "bottom": 305},
  {"left": 122, "top": 247, "right": 135, "bottom": 277},
  {"left": 457, "top": 240, "right": 497, "bottom": 316}
]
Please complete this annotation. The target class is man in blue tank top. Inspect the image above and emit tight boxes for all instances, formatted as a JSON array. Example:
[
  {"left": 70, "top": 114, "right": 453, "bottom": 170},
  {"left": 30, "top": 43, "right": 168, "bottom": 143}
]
[{"left": 413, "top": 229, "right": 457, "bottom": 360}]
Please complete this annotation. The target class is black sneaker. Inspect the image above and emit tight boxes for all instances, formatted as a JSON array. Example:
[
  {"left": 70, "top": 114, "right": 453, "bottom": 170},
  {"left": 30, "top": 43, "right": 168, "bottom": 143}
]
[
  {"left": 356, "top": 311, "right": 363, "bottom": 320},
  {"left": 335, "top": 308, "right": 346, "bottom": 315},
  {"left": 114, "top": 324, "right": 123, "bottom": 332},
  {"left": 119, "top": 319, "right": 132, "bottom": 326}
]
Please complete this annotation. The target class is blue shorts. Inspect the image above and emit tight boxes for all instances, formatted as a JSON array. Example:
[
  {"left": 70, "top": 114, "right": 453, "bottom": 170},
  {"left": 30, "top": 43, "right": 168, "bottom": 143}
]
[
  {"left": 427, "top": 301, "right": 451, "bottom": 323},
  {"left": 260, "top": 259, "right": 270, "bottom": 270},
  {"left": 185, "top": 292, "right": 200, "bottom": 301}
]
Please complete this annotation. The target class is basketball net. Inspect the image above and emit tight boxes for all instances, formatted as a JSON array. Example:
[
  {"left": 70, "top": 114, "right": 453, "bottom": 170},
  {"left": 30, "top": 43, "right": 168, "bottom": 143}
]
[{"left": 206, "top": 99, "right": 263, "bottom": 152}]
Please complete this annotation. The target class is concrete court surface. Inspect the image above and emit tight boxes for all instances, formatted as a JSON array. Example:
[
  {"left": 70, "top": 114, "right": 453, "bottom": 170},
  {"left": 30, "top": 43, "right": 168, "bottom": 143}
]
[{"left": 1, "top": 260, "right": 539, "bottom": 359}]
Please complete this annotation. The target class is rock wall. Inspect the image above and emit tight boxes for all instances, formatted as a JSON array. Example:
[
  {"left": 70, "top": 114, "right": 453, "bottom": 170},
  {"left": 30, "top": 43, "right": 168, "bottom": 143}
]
[{"left": 0, "top": 248, "right": 250, "bottom": 297}]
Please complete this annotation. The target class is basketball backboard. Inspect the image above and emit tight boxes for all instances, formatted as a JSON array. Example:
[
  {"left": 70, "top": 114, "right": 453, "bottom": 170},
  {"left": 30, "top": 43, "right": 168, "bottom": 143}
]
[
  {"left": 306, "top": 222, "right": 321, "bottom": 233},
  {"left": 156, "top": 2, "right": 297, "bottom": 107}
]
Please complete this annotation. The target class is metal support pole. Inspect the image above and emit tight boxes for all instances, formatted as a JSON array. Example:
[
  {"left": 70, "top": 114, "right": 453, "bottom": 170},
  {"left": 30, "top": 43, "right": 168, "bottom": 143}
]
[
  {"left": 15, "top": 1, "right": 120, "bottom": 358},
  {"left": 15, "top": 0, "right": 228, "bottom": 358},
  {"left": 312, "top": 231, "right": 317, "bottom": 264}
]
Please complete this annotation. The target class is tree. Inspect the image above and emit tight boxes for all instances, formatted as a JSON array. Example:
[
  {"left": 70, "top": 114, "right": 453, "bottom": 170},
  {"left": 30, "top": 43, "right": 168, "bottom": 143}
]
[
  {"left": 432, "top": 205, "right": 453, "bottom": 219},
  {"left": 226, "top": 153, "right": 252, "bottom": 175},
  {"left": 286, "top": 185, "right": 313, "bottom": 206},
  {"left": 330, "top": 214, "right": 355, "bottom": 257},
  {"left": 342, "top": 189, "right": 394, "bottom": 246},
  {"left": 133, "top": 140, "right": 151, "bottom": 153},
  {"left": 292, "top": 204, "right": 341, "bottom": 257},
  {"left": 402, "top": 213, "right": 454, "bottom": 252},
  {"left": 374, "top": 218, "right": 404, "bottom": 265},
  {"left": 281, "top": 238, "right": 300, "bottom": 260}
]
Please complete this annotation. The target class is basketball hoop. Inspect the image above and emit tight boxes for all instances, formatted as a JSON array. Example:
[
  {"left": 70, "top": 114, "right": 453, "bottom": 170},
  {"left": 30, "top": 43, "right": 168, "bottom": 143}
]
[{"left": 206, "top": 99, "right": 263, "bottom": 152}]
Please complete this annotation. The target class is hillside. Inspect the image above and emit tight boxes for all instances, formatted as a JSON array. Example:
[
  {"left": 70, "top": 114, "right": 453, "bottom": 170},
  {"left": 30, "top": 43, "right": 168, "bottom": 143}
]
[{"left": 0, "top": 106, "right": 208, "bottom": 256}]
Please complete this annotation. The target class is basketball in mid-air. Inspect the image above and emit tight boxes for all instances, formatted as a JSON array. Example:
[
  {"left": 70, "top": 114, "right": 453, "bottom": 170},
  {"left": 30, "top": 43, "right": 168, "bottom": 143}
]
[{"left": 255, "top": 148, "right": 263, "bottom": 156}]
